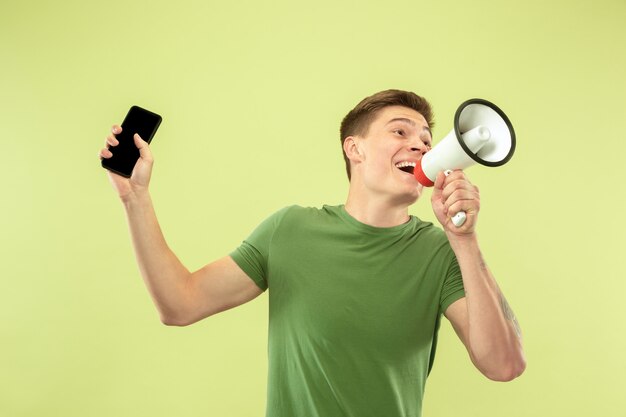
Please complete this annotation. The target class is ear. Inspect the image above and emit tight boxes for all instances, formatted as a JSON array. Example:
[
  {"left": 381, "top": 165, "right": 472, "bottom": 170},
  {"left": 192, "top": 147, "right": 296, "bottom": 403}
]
[{"left": 343, "top": 136, "right": 364, "bottom": 163}]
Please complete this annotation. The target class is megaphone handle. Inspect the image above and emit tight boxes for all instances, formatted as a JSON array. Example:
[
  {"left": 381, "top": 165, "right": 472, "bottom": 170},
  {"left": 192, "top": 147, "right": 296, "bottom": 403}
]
[
  {"left": 444, "top": 170, "right": 467, "bottom": 227},
  {"left": 451, "top": 211, "right": 467, "bottom": 227}
]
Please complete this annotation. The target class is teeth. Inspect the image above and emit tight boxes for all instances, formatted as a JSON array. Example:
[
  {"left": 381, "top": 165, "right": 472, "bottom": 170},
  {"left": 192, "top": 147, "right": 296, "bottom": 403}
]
[{"left": 395, "top": 161, "right": 417, "bottom": 168}]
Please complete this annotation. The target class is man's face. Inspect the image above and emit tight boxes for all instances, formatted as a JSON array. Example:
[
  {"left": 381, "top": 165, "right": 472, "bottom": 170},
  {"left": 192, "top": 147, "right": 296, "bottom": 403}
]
[{"left": 351, "top": 105, "right": 433, "bottom": 205}]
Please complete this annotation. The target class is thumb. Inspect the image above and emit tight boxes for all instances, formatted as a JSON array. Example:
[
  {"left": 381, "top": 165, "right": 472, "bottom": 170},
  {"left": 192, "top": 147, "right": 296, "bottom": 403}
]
[{"left": 134, "top": 133, "right": 152, "bottom": 159}]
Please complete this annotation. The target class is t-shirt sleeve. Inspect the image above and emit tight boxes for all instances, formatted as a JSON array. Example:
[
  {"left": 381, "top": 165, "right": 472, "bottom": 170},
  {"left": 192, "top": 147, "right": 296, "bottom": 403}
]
[
  {"left": 439, "top": 249, "right": 465, "bottom": 314},
  {"left": 229, "top": 206, "right": 291, "bottom": 291}
]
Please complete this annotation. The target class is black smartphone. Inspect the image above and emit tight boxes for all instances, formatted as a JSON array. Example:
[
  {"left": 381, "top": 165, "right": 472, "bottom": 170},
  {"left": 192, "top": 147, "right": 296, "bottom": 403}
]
[{"left": 102, "top": 105, "right": 162, "bottom": 178}]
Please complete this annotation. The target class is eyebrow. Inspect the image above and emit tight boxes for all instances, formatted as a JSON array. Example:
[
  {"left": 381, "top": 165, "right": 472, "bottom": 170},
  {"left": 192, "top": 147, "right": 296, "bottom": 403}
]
[{"left": 386, "top": 117, "right": 432, "bottom": 139}]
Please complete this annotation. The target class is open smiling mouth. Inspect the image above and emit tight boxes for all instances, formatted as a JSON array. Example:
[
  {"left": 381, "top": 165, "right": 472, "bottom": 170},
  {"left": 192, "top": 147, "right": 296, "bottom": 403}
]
[{"left": 395, "top": 161, "right": 416, "bottom": 175}]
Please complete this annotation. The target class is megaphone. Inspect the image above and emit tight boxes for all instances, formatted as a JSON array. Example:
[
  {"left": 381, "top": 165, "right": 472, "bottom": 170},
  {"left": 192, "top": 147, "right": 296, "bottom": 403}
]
[{"left": 414, "top": 98, "right": 516, "bottom": 226}]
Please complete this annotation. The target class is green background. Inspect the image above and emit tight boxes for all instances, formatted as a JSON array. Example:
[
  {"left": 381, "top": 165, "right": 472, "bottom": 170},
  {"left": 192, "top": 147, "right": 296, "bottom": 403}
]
[{"left": 2, "top": 0, "right": 625, "bottom": 415}]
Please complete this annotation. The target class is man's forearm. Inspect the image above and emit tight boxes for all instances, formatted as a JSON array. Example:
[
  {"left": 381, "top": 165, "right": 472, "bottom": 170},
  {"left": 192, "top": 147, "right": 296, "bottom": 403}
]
[
  {"left": 447, "top": 233, "right": 525, "bottom": 380},
  {"left": 121, "top": 190, "right": 192, "bottom": 325}
]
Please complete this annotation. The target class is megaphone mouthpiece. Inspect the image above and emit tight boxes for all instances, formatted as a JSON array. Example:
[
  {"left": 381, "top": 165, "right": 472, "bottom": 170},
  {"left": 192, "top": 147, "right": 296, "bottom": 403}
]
[{"left": 462, "top": 125, "right": 491, "bottom": 150}]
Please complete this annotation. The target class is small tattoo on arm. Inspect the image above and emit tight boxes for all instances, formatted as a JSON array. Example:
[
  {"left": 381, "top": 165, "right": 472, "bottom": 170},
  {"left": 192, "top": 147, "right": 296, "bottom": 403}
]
[
  {"left": 479, "top": 252, "right": 488, "bottom": 272},
  {"left": 499, "top": 292, "right": 522, "bottom": 339},
  {"left": 479, "top": 253, "right": 522, "bottom": 339}
]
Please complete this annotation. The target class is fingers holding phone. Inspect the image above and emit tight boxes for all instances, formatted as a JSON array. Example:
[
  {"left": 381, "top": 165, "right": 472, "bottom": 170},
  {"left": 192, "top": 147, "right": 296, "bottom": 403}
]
[{"left": 100, "top": 125, "right": 121, "bottom": 159}]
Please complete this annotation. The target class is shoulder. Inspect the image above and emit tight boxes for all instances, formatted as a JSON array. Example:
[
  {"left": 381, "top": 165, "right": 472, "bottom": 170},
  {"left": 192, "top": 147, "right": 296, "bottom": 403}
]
[
  {"left": 276, "top": 204, "right": 340, "bottom": 220},
  {"left": 264, "top": 205, "right": 345, "bottom": 235},
  {"left": 259, "top": 204, "right": 328, "bottom": 228},
  {"left": 409, "top": 216, "right": 446, "bottom": 241},
  {"left": 407, "top": 218, "right": 456, "bottom": 258}
]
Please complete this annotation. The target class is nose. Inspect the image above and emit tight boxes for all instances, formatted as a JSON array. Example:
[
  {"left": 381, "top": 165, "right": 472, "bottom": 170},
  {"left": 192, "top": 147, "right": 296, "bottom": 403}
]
[{"left": 409, "top": 138, "right": 430, "bottom": 155}]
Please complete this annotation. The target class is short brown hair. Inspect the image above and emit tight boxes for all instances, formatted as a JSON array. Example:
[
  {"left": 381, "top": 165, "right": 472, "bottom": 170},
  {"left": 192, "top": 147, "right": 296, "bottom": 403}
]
[{"left": 340, "top": 89, "right": 434, "bottom": 180}]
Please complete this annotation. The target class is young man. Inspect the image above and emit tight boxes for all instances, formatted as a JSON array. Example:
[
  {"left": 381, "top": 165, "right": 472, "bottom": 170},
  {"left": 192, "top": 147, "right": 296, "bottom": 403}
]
[{"left": 100, "top": 89, "right": 525, "bottom": 417}]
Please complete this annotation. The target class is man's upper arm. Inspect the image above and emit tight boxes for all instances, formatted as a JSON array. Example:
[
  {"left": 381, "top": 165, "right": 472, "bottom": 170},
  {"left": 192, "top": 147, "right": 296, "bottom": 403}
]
[
  {"left": 444, "top": 297, "right": 473, "bottom": 356},
  {"left": 183, "top": 255, "right": 264, "bottom": 325}
]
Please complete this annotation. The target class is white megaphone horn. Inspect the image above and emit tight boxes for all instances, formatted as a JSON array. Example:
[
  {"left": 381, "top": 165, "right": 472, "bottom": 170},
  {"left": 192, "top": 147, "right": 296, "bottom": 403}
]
[{"left": 414, "top": 98, "right": 516, "bottom": 227}]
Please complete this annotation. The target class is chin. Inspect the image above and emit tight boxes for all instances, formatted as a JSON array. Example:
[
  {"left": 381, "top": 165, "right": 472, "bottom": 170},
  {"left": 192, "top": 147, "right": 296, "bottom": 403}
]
[
  {"left": 406, "top": 181, "right": 423, "bottom": 197},
  {"left": 408, "top": 184, "right": 424, "bottom": 204},
  {"left": 392, "top": 187, "right": 422, "bottom": 207}
]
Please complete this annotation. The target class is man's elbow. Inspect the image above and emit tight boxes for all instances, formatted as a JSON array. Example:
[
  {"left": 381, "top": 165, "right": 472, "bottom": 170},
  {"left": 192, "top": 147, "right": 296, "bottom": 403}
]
[
  {"left": 159, "top": 310, "right": 200, "bottom": 327},
  {"left": 160, "top": 315, "right": 191, "bottom": 326},
  {"left": 159, "top": 307, "right": 218, "bottom": 326},
  {"left": 484, "top": 356, "right": 527, "bottom": 382}
]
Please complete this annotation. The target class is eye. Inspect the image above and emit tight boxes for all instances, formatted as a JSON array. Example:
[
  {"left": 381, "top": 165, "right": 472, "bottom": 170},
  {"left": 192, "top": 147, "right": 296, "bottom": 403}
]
[{"left": 393, "top": 129, "right": 405, "bottom": 136}]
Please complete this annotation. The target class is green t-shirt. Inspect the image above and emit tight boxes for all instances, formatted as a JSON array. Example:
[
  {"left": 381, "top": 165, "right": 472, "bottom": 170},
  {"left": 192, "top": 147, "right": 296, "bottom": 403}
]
[{"left": 230, "top": 205, "right": 465, "bottom": 417}]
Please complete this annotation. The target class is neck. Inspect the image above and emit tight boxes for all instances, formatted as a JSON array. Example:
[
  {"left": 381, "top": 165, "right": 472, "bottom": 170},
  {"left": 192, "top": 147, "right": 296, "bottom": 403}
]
[{"left": 344, "top": 187, "right": 412, "bottom": 228}]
